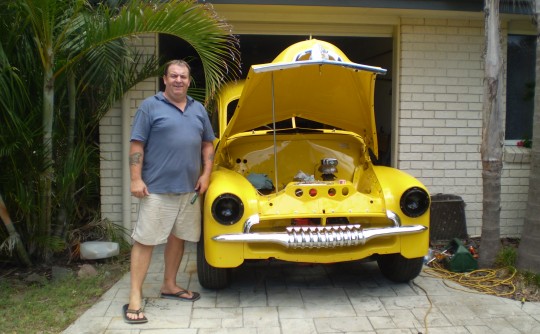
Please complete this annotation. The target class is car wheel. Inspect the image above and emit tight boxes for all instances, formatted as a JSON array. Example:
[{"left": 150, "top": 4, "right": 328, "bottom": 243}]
[
  {"left": 376, "top": 253, "right": 424, "bottom": 283},
  {"left": 196, "top": 236, "right": 231, "bottom": 289}
]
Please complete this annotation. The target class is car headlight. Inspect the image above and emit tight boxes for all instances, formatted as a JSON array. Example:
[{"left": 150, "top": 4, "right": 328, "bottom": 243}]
[
  {"left": 211, "top": 193, "right": 244, "bottom": 225},
  {"left": 400, "top": 187, "right": 430, "bottom": 218}
]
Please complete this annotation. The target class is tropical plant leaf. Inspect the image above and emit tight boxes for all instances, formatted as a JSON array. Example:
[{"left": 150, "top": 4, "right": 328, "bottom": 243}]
[{"left": 0, "top": 0, "right": 240, "bottom": 264}]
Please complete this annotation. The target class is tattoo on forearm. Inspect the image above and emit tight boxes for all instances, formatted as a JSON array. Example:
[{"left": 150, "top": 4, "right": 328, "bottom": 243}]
[
  {"left": 130, "top": 152, "right": 142, "bottom": 165},
  {"left": 208, "top": 153, "right": 214, "bottom": 162}
]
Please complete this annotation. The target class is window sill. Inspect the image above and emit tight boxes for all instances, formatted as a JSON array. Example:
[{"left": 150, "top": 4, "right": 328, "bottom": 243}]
[{"left": 503, "top": 146, "right": 531, "bottom": 163}]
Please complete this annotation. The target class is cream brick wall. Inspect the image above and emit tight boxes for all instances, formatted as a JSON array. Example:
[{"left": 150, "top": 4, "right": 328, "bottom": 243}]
[
  {"left": 99, "top": 102, "right": 123, "bottom": 225},
  {"left": 399, "top": 18, "right": 530, "bottom": 238},
  {"left": 99, "top": 34, "right": 157, "bottom": 233},
  {"left": 99, "top": 21, "right": 531, "bottom": 239},
  {"left": 501, "top": 148, "right": 531, "bottom": 237}
]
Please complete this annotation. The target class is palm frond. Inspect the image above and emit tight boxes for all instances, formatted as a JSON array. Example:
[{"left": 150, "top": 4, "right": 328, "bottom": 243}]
[
  {"left": 0, "top": 0, "right": 241, "bottom": 264},
  {"left": 59, "top": 0, "right": 240, "bottom": 101}
]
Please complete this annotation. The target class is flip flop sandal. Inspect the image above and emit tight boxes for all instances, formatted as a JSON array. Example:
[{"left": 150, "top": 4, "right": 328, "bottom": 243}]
[
  {"left": 122, "top": 304, "right": 148, "bottom": 324},
  {"left": 160, "top": 290, "right": 201, "bottom": 302}
]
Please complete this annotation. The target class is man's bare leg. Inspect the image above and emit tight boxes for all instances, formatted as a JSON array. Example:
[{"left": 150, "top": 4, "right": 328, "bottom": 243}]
[
  {"left": 161, "top": 234, "right": 196, "bottom": 298},
  {"left": 127, "top": 241, "right": 153, "bottom": 321}
]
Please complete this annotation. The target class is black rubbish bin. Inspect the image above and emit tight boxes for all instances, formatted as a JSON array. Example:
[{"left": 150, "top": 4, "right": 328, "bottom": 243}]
[{"left": 429, "top": 194, "right": 468, "bottom": 242}]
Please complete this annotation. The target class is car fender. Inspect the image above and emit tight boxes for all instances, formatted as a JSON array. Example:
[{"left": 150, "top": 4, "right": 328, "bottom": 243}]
[
  {"left": 372, "top": 166, "right": 430, "bottom": 258},
  {"left": 203, "top": 168, "right": 259, "bottom": 267}
]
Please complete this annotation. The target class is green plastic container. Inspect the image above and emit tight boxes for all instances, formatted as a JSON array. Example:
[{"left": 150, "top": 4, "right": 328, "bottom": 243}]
[{"left": 444, "top": 238, "right": 478, "bottom": 273}]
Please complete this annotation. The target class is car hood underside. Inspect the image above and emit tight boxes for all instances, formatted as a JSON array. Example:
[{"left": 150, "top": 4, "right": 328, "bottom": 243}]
[{"left": 222, "top": 39, "right": 387, "bottom": 155}]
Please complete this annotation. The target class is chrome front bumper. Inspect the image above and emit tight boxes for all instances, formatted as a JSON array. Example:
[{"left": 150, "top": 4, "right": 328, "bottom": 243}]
[{"left": 212, "top": 211, "right": 427, "bottom": 249}]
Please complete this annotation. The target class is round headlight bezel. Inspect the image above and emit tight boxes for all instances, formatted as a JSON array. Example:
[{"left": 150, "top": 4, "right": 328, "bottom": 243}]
[
  {"left": 400, "top": 187, "right": 430, "bottom": 218},
  {"left": 211, "top": 193, "right": 244, "bottom": 225}
]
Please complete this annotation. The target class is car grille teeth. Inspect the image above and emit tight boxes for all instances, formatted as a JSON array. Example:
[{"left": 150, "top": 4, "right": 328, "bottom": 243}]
[{"left": 285, "top": 224, "right": 364, "bottom": 249}]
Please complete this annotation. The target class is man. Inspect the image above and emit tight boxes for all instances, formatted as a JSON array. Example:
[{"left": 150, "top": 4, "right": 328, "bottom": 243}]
[{"left": 123, "top": 60, "right": 215, "bottom": 324}]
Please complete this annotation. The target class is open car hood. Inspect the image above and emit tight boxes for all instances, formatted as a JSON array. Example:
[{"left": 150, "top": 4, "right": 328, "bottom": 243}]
[{"left": 222, "top": 39, "right": 387, "bottom": 153}]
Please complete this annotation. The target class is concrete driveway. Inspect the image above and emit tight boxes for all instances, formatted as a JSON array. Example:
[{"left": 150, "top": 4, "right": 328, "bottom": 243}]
[{"left": 63, "top": 242, "right": 540, "bottom": 334}]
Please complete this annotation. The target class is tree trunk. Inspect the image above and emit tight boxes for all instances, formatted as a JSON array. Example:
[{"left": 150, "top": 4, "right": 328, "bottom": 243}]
[
  {"left": 41, "top": 43, "right": 54, "bottom": 262},
  {"left": 479, "top": 0, "right": 504, "bottom": 267},
  {"left": 53, "top": 73, "right": 76, "bottom": 239},
  {"left": 516, "top": 0, "right": 540, "bottom": 273}
]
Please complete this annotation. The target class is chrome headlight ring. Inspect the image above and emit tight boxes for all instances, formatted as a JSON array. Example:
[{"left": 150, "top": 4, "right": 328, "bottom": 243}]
[
  {"left": 400, "top": 187, "right": 430, "bottom": 218},
  {"left": 211, "top": 193, "right": 244, "bottom": 225}
]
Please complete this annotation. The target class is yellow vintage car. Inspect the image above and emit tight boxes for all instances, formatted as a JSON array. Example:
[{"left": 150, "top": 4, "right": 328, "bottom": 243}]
[{"left": 197, "top": 38, "right": 430, "bottom": 289}]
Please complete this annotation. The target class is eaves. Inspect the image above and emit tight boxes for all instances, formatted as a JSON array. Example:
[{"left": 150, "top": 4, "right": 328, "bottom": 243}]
[{"left": 198, "top": 0, "right": 532, "bottom": 15}]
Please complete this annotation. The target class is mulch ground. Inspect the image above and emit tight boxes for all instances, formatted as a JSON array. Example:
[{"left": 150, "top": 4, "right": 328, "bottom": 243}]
[{"left": 426, "top": 237, "right": 539, "bottom": 302}]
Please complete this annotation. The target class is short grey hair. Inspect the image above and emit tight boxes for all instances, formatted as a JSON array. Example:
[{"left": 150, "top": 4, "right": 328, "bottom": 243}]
[{"left": 164, "top": 59, "right": 191, "bottom": 76}]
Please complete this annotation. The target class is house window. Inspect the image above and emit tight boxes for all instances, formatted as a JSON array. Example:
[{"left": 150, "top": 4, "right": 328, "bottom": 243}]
[{"left": 506, "top": 34, "right": 536, "bottom": 144}]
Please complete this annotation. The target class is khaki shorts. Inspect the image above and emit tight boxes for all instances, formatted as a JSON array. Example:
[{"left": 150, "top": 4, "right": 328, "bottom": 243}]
[{"left": 132, "top": 193, "right": 201, "bottom": 245}]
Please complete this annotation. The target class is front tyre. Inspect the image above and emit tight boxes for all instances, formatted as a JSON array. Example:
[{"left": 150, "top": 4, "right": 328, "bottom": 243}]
[
  {"left": 196, "top": 236, "right": 231, "bottom": 289},
  {"left": 377, "top": 253, "right": 424, "bottom": 283}
]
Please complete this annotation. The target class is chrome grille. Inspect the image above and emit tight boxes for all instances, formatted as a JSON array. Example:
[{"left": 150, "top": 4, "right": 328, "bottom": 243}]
[{"left": 286, "top": 224, "right": 364, "bottom": 249}]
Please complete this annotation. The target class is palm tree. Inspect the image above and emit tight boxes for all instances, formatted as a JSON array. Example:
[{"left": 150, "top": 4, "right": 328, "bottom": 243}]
[
  {"left": 0, "top": 0, "right": 240, "bottom": 262},
  {"left": 517, "top": 0, "right": 540, "bottom": 273},
  {"left": 479, "top": 0, "right": 504, "bottom": 267}
]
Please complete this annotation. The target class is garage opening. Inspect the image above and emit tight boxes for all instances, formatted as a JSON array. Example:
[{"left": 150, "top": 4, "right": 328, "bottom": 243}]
[{"left": 159, "top": 34, "right": 393, "bottom": 165}]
